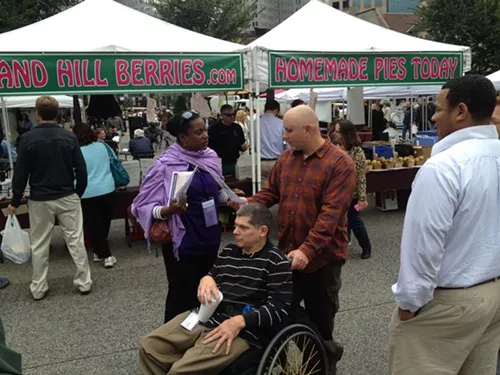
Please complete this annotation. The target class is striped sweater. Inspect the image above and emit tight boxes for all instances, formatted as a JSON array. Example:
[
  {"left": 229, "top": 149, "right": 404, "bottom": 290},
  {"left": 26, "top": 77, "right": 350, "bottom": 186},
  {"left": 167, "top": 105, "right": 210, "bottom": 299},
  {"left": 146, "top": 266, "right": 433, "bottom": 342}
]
[{"left": 200, "top": 242, "right": 293, "bottom": 347}]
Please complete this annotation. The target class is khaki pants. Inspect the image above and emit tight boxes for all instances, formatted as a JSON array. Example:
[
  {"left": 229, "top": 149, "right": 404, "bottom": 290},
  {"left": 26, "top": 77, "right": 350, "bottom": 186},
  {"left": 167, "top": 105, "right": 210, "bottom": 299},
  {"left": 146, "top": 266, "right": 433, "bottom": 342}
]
[
  {"left": 28, "top": 194, "right": 92, "bottom": 299},
  {"left": 260, "top": 160, "right": 276, "bottom": 182},
  {"left": 389, "top": 279, "right": 500, "bottom": 375},
  {"left": 140, "top": 312, "right": 250, "bottom": 375}
]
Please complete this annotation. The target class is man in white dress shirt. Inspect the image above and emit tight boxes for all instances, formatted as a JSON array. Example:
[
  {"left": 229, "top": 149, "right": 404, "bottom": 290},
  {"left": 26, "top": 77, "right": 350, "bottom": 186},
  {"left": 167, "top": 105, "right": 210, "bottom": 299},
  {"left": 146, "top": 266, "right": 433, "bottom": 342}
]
[
  {"left": 389, "top": 74, "right": 500, "bottom": 375},
  {"left": 260, "top": 100, "right": 285, "bottom": 180}
]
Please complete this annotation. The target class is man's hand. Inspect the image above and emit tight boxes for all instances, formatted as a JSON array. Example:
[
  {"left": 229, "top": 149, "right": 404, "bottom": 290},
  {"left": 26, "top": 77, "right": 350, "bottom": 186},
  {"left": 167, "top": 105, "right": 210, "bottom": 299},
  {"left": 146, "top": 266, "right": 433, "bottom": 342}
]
[
  {"left": 203, "top": 315, "right": 246, "bottom": 355},
  {"left": 287, "top": 249, "right": 309, "bottom": 271},
  {"left": 7, "top": 204, "right": 16, "bottom": 216},
  {"left": 197, "top": 276, "right": 220, "bottom": 305},
  {"left": 398, "top": 308, "right": 416, "bottom": 321},
  {"left": 228, "top": 197, "right": 247, "bottom": 211}
]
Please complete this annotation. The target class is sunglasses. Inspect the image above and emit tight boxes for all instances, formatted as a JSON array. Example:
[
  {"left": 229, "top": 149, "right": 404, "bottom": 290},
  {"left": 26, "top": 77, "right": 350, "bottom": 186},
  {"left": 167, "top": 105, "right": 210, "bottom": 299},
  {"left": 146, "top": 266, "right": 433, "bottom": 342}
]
[
  {"left": 182, "top": 110, "right": 200, "bottom": 121},
  {"left": 222, "top": 112, "right": 235, "bottom": 117}
]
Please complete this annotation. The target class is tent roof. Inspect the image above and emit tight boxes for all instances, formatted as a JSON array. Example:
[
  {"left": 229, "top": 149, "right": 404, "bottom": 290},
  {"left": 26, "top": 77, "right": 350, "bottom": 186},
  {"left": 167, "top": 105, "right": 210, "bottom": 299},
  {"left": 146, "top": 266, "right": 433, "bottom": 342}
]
[
  {"left": 0, "top": 0, "right": 242, "bottom": 53},
  {"left": 4, "top": 95, "right": 78, "bottom": 108},
  {"left": 245, "top": 0, "right": 471, "bottom": 84},
  {"left": 487, "top": 70, "right": 500, "bottom": 90}
]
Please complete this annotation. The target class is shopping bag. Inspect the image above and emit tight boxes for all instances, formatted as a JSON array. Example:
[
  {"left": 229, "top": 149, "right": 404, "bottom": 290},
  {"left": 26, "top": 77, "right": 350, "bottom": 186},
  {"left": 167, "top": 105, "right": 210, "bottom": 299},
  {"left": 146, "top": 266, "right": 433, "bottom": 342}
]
[{"left": 1, "top": 215, "right": 31, "bottom": 264}]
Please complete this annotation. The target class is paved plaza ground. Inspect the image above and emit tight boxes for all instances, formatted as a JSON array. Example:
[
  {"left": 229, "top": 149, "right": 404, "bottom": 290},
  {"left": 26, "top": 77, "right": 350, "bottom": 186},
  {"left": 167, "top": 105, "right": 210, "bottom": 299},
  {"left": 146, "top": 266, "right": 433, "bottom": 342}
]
[{"left": 0, "top": 200, "right": 404, "bottom": 375}]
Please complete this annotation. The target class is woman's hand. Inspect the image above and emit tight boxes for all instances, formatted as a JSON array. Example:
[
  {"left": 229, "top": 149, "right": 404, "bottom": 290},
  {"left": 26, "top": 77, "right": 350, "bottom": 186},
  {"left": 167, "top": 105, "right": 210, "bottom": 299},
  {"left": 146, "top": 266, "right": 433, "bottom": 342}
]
[
  {"left": 160, "top": 198, "right": 188, "bottom": 217},
  {"left": 357, "top": 200, "right": 368, "bottom": 211}
]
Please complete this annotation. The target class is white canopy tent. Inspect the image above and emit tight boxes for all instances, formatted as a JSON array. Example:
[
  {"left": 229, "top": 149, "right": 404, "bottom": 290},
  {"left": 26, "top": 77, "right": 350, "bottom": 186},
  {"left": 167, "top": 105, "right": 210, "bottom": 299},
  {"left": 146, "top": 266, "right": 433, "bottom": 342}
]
[
  {"left": 276, "top": 86, "right": 442, "bottom": 102},
  {"left": 0, "top": 0, "right": 242, "bottom": 53},
  {"left": 487, "top": 70, "right": 500, "bottom": 90},
  {"left": 244, "top": 0, "right": 471, "bottom": 86},
  {"left": 3, "top": 96, "right": 78, "bottom": 109},
  {"left": 0, "top": 0, "right": 244, "bottom": 171}
]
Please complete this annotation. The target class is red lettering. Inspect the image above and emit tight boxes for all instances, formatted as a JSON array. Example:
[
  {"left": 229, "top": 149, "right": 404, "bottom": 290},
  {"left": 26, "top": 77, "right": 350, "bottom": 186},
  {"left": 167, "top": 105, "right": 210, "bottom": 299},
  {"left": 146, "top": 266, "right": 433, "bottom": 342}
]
[
  {"left": 448, "top": 57, "right": 459, "bottom": 78},
  {"left": 131, "top": 59, "right": 145, "bottom": 86},
  {"left": 298, "top": 58, "right": 313, "bottom": 82},
  {"left": 115, "top": 60, "right": 130, "bottom": 86},
  {"left": 12, "top": 60, "right": 31, "bottom": 88},
  {"left": 389, "top": 57, "right": 398, "bottom": 80},
  {"left": 144, "top": 60, "right": 160, "bottom": 86},
  {"left": 31, "top": 60, "right": 48, "bottom": 88},
  {"left": 57, "top": 60, "right": 74, "bottom": 87},
  {"left": 313, "top": 58, "right": 322, "bottom": 82},
  {"left": 338, "top": 58, "right": 349, "bottom": 81},
  {"left": 374, "top": 58, "right": 384, "bottom": 81},
  {"left": 0, "top": 61, "right": 13, "bottom": 89},
  {"left": 173, "top": 60, "right": 180, "bottom": 85},
  {"left": 94, "top": 60, "right": 108, "bottom": 87},
  {"left": 411, "top": 57, "right": 422, "bottom": 80},
  {"left": 397, "top": 58, "right": 407, "bottom": 80},
  {"left": 430, "top": 57, "right": 439, "bottom": 79},
  {"left": 275, "top": 57, "right": 287, "bottom": 83},
  {"left": 324, "top": 58, "right": 338, "bottom": 80},
  {"left": 439, "top": 58, "right": 449, "bottom": 79},
  {"left": 192, "top": 59, "right": 204, "bottom": 85},
  {"left": 159, "top": 60, "right": 174, "bottom": 86},
  {"left": 421, "top": 57, "right": 431, "bottom": 79},
  {"left": 82, "top": 60, "right": 96, "bottom": 86},
  {"left": 74, "top": 59, "right": 82, "bottom": 87},
  {"left": 348, "top": 58, "right": 358, "bottom": 81},
  {"left": 359, "top": 57, "right": 369, "bottom": 81},
  {"left": 287, "top": 58, "right": 299, "bottom": 82},
  {"left": 181, "top": 60, "right": 193, "bottom": 85}
]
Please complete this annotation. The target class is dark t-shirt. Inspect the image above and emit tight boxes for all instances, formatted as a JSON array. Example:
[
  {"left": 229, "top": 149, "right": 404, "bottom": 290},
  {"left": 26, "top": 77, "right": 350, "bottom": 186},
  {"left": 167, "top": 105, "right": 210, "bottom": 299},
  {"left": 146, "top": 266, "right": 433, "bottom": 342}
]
[{"left": 208, "top": 121, "right": 245, "bottom": 166}]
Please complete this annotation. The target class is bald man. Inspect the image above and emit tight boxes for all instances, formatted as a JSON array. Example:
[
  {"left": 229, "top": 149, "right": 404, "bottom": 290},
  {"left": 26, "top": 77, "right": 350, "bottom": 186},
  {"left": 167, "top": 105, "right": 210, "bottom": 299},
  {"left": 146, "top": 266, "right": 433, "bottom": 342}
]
[{"left": 237, "top": 105, "right": 356, "bottom": 374}]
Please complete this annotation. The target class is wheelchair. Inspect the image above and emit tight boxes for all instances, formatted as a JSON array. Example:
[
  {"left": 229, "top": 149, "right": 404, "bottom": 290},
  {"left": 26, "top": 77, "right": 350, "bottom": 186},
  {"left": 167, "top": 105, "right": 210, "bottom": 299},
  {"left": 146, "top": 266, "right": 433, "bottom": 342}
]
[{"left": 220, "top": 308, "right": 330, "bottom": 375}]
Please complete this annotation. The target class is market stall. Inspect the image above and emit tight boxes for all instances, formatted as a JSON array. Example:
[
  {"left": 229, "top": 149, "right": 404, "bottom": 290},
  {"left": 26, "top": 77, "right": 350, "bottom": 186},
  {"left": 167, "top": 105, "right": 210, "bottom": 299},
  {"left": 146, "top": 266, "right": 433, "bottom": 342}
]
[
  {"left": 0, "top": 0, "right": 245, "bottom": 238},
  {"left": 242, "top": 0, "right": 470, "bottom": 191}
]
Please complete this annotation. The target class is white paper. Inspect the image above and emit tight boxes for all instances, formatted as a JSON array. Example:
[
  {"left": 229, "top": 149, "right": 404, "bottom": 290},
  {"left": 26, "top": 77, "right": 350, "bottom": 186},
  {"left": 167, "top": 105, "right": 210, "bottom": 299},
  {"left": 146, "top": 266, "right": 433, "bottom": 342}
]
[
  {"left": 198, "top": 291, "right": 223, "bottom": 323},
  {"left": 168, "top": 168, "right": 197, "bottom": 205}
]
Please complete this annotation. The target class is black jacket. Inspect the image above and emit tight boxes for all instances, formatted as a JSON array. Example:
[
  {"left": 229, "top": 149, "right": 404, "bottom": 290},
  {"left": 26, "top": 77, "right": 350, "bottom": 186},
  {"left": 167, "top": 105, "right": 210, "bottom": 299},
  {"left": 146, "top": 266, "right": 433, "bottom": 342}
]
[
  {"left": 129, "top": 137, "right": 154, "bottom": 159},
  {"left": 11, "top": 123, "right": 87, "bottom": 207}
]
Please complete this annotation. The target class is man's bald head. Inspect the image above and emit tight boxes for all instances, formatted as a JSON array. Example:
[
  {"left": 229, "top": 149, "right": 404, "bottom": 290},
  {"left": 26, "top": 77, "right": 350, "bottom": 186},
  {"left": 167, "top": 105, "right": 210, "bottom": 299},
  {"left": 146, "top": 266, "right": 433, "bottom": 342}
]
[
  {"left": 283, "top": 105, "right": 324, "bottom": 153},
  {"left": 283, "top": 105, "right": 320, "bottom": 132}
]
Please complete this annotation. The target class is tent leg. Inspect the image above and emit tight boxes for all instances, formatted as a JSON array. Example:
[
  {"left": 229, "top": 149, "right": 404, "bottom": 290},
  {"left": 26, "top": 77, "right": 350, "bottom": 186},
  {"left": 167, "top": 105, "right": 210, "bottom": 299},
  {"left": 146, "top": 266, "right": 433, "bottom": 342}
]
[
  {"left": 1, "top": 98, "right": 14, "bottom": 174},
  {"left": 249, "top": 80, "right": 256, "bottom": 195},
  {"left": 255, "top": 81, "right": 261, "bottom": 192}
]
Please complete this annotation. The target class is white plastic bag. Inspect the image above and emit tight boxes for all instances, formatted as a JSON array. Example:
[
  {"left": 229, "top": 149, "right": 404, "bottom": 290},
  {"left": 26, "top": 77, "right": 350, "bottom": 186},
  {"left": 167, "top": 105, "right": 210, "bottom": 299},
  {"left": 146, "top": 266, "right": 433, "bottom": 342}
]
[{"left": 1, "top": 215, "right": 31, "bottom": 264}]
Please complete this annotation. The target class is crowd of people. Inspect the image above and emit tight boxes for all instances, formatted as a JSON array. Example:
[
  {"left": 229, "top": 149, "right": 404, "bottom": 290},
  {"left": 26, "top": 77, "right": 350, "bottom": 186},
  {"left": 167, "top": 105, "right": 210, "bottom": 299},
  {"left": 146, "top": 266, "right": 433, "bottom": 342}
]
[{"left": 1, "top": 74, "right": 500, "bottom": 375}]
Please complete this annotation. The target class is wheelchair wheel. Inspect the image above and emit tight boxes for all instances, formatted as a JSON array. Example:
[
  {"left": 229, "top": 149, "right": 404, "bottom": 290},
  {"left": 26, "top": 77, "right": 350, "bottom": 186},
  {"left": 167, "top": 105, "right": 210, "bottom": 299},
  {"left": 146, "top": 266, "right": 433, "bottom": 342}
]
[{"left": 257, "top": 324, "right": 328, "bottom": 375}]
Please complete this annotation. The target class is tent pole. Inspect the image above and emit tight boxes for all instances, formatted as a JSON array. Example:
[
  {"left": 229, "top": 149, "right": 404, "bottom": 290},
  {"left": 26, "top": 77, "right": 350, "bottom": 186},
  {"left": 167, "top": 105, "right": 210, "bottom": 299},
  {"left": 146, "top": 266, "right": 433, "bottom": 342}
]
[
  {"left": 1, "top": 97, "right": 14, "bottom": 173},
  {"left": 256, "top": 81, "right": 261, "bottom": 191},
  {"left": 249, "top": 80, "right": 256, "bottom": 195},
  {"left": 410, "top": 95, "right": 414, "bottom": 142}
]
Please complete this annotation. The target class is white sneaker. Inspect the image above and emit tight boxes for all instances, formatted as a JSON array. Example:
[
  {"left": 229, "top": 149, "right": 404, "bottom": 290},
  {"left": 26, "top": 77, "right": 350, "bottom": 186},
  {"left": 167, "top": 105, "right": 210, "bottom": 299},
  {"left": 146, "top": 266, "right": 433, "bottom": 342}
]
[
  {"left": 93, "top": 254, "right": 103, "bottom": 262},
  {"left": 104, "top": 256, "right": 117, "bottom": 268}
]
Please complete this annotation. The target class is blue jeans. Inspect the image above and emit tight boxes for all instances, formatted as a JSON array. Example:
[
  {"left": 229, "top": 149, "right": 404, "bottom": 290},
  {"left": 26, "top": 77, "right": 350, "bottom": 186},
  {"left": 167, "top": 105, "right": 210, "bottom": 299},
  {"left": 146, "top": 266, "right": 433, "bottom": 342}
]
[{"left": 348, "top": 200, "right": 371, "bottom": 253}]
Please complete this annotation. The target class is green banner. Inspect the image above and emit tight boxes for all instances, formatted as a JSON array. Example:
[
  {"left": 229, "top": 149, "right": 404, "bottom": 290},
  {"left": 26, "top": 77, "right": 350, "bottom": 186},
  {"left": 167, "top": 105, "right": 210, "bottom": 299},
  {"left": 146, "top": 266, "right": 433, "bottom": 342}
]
[
  {"left": 269, "top": 52, "right": 463, "bottom": 88},
  {"left": 0, "top": 53, "right": 244, "bottom": 96}
]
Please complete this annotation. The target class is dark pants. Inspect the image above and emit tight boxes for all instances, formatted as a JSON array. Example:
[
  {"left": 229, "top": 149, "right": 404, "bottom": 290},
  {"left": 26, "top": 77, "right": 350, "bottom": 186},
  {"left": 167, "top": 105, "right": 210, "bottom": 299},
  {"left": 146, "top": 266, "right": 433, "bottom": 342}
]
[
  {"left": 292, "top": 261, "right": 344, "bottom": 341},
  {"left": 0, "top": 317, "right": 22, "bottom": 375},
  {"left": 222, "top": 163, "right": 236, "bottom": 177},
  {"left": 81, "top": 192, "right": 113, "bottom": 259},
  {"left": 162, "top": 243, "right": 217, "bottom": 323},
  {"left": 348, "top": 200, "right": 372, "bottom": 253}
]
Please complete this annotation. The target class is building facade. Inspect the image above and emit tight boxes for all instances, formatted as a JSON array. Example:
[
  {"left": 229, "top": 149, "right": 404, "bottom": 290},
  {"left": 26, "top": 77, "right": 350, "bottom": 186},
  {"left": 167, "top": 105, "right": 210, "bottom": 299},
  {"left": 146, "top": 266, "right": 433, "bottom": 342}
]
[{"left": 387, "top": 0, "right": 419, "bottom": 13}]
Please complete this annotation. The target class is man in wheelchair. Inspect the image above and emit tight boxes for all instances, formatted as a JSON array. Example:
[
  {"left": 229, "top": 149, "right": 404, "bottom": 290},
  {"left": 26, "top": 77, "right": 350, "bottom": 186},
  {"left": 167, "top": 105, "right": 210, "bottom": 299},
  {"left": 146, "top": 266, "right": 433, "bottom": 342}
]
[{"left": 139, "top": 203, "right": 293, "bottom": 375}]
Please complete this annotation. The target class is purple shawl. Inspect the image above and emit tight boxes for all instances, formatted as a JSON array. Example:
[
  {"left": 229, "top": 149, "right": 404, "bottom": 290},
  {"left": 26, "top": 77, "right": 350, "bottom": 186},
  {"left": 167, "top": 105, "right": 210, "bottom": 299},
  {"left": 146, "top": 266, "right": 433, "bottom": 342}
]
[{"left": 131, "top": 143, "right": 223, "bottom": 259}]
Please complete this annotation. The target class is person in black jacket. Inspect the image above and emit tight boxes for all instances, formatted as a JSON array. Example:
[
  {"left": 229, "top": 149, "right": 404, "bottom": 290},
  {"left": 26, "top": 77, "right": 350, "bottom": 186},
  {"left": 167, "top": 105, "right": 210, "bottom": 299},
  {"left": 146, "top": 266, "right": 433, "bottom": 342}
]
[
  {"left": 8, "top": 96, "right": 92, "bottom": 301},
  {"left": 129, "top": 129, "right": 154, "bottom": 159}
]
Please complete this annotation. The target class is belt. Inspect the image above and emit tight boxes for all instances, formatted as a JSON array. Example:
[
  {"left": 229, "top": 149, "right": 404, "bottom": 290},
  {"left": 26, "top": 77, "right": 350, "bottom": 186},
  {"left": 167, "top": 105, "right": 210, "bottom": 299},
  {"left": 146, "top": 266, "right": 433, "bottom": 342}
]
[
  {"left": 436, "top": 276, "right": 500, "bottom": 290},
  {"left": 261, "top": 158, "right": 277, "bottom": 161}
]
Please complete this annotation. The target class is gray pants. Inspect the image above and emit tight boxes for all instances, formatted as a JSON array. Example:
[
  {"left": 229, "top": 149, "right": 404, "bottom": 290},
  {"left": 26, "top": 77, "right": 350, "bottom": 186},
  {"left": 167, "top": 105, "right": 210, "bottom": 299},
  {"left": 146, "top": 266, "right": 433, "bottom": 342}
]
[{"left": 28, "top": 194, "right": 92, "bottom": 299}]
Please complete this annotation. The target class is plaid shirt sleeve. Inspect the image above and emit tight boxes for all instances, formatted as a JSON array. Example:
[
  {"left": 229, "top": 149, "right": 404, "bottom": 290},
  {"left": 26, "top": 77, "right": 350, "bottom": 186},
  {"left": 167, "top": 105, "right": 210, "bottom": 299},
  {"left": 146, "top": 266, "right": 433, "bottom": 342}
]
[{"left": 298, "top": 153, "right": 356, "bottom": 260}]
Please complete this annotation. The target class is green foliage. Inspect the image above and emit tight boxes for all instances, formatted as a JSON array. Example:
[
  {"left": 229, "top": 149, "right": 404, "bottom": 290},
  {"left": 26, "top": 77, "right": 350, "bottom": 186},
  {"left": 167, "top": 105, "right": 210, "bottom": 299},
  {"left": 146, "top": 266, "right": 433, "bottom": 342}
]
[
  {"left": 150, "top": 0, "right": 258, "bottom": 42},
  {"left": 0, "top": 0, "right": 82, "bottom": 33},
  {"left": 417, "top": 0, "right": 500, "bottom": 74}
]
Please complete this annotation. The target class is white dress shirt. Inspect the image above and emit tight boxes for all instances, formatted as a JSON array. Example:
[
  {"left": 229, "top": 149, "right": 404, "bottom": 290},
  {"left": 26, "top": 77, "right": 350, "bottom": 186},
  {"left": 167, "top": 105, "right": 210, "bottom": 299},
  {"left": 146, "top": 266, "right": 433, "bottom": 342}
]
[{"left": 392, "top": 125, "right": 500, "bottom": 312}]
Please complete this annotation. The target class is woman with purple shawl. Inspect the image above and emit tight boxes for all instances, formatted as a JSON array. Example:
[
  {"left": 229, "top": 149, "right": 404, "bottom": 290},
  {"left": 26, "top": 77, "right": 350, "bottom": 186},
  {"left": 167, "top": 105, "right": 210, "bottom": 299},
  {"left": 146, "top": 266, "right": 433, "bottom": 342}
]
[{"left": 132, "top": 111, "right": 225, "bottom": 323}]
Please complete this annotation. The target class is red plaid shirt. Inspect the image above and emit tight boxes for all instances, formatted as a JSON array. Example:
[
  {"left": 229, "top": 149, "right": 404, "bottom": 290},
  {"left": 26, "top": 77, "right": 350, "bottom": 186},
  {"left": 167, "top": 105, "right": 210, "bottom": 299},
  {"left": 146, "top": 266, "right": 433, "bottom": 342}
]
[{"left": 250, "top": 141, "right": 356, "bottom": 273}]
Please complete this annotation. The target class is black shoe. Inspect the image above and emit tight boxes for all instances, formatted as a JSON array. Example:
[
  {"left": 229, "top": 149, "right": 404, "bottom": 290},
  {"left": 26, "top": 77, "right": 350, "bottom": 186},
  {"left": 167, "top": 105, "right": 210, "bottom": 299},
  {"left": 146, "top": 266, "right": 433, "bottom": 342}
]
[
  {"left": 323, "top": 340, "right": 344, "bottom": 375},
  {"left": 361, "top": 250, "right": 371, "bottom": 259},
  {"left": 80, "top": 289, "right": 92, "bottom": 296},
  {"left": 0, "top": 278, "right": 9, "bottom": 289}
]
